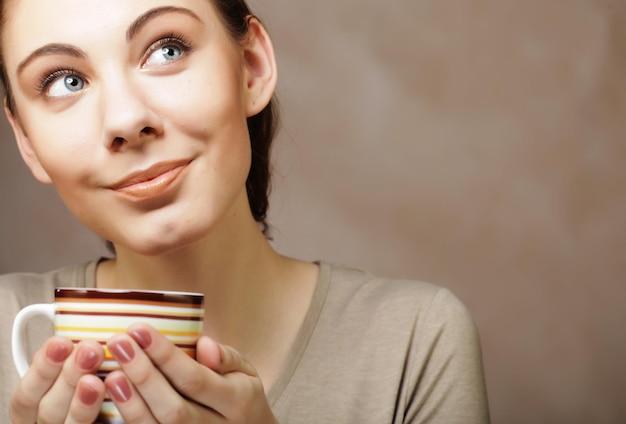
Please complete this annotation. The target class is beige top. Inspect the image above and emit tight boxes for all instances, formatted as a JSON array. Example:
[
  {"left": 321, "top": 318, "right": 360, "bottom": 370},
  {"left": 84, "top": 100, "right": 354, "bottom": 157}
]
[{"left": 1, "top": 261, "right": 489, "bottom": 423}]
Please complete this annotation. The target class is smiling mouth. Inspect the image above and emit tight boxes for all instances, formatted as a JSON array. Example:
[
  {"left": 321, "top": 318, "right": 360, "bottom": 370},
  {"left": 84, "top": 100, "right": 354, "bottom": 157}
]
[{"left": 109, "top": 160, "right": 191, "bottom": 200}]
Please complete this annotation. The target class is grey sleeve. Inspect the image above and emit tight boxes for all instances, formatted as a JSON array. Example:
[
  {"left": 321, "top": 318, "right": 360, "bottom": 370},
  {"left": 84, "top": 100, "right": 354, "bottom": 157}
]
[{"left": 404, "top": 288, "right": 490, "bottom": 424}]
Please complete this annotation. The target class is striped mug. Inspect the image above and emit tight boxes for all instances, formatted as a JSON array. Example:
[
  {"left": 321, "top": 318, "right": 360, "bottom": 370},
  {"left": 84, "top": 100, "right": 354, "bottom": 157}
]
[{"left": 11, "top": 287, "right": 204, "bottom": 424}]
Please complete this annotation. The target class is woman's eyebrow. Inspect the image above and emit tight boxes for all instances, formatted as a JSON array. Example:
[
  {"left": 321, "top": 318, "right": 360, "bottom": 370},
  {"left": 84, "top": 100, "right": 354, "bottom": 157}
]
[
  {"left": 15, "top": 6, "right": 201, "bottom": 77},
  {"left": 126, "top": 6, "right": 202, "bottom": 42},
  {"left": 17, "top": 44, "right": 86, "bottom": 76}
]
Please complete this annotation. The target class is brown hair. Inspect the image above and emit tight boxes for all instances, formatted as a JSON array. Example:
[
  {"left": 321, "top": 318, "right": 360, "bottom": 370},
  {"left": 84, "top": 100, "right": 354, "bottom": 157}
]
[{"left": 0, "top": 0, "right": 278, "bottom": 240}]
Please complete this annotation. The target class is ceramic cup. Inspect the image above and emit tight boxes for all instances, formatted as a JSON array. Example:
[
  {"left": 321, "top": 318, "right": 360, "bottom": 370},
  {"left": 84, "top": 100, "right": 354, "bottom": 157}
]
[{"left": 12, "top": 287, "right": 204, "bottom": 424}]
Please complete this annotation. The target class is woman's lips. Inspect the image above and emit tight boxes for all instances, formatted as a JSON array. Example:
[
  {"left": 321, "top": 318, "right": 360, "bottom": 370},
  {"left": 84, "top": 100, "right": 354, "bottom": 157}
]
[{"left": 109, "top": 160, "right": 190, "bottom": 200}]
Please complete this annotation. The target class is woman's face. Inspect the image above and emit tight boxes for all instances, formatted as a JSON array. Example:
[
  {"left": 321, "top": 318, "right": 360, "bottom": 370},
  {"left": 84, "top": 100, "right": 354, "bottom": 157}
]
[{"left": 2, "top": 0, "right": 274, "bottom": 255}]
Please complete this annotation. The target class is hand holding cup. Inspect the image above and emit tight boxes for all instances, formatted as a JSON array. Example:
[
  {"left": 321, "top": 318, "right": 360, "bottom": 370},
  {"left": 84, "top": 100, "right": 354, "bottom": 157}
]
[{"left": 11, "top": 287, "right": 204, "bottom": 423}]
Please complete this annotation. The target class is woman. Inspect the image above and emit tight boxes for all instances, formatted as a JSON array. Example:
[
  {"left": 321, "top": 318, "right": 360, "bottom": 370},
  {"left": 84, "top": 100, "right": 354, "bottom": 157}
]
[{"left": 0, "top": 0, "right": 490, "bottom": 423}]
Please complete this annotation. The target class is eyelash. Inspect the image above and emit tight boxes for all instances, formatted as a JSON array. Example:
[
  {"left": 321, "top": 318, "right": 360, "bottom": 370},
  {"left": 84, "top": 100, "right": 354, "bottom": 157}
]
[
  {"left": 144, "top": 32, "right": 193, "bottom": 65},
  {"left": 35, "top": 67, "right": 83, "bottom": 94},
  {"left": 34, "top": 33, "right": 193, "bottom": 94}
]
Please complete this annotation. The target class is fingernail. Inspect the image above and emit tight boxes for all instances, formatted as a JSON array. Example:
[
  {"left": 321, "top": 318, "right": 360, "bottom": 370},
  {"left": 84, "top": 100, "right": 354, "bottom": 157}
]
[
  {"left": 109, "top": 340, "right": 135, "bottom": 364},
  {"left": 76, "top": 347, "right": 99, "bottom": 370},
  {"left": 46, "top": 342, "right": 71, "bottom": 363},
  {"left": 79, "top": 383, "right": 99, "bottom": 406},
  {"left": 109, "top": 378, "right": 132, "bottom": 403},
  {"left": 130, "top": 328, "right": 152, "bottom": 349}
]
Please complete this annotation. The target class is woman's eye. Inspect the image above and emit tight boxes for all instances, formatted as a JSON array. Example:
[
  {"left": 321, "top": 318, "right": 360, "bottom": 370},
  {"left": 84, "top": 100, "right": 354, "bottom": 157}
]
[
  {"left": 145, "top": 44, "right": 183, "bottom": 66},
  {"left": 47, "top": 74, "right": 86, "bottom": 97}
]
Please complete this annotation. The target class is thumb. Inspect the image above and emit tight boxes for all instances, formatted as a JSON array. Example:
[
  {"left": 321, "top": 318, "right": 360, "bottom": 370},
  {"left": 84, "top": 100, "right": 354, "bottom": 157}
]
[{"left": 196, "top": 336, "right": 257, "bottom": 377}]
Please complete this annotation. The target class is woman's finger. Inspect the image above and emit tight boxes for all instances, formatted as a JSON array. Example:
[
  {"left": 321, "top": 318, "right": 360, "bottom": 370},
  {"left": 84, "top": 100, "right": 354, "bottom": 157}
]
[
  {"left": 125, "top": 323, "right": 271, "bottom": 422},
  {"left": 107, "top": 332, "right": 216, "bottom": 423},
  {"left": 204, "top": 339, "right": 257, "bottom": 377},
  {"left": 37, "top": 340, "right": 104, "bottom": 423},
  {"left": 104, "top": 370, "right": 158, "bottom": 424},
  {"left": 196, "top": 337, "right": 272, "bottom": 422},
  {"left": 9, "top": 336, "right": 73, "bottom": 423},
  {"left": 65, "top": 374, "right": 106, "bottom": 424},
  {"left": 126, "top": 324, "right": 237, "bottom": 403}
]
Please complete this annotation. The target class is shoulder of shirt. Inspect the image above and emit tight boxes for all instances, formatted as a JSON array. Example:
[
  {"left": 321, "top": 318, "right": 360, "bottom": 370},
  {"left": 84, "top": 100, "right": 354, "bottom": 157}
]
[
  {"left": 324, "top": 261, "right": 452, "bottom": 303},
  {"left": 321, "top": 261, "right": 476, "bottom": 328},
  {"left": 0, "top": 260, "right": 98, "bottom": 297}
]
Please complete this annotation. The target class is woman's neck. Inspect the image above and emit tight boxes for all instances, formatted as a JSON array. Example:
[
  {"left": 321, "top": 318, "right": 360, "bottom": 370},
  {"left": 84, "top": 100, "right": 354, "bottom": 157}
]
[
  {"left": 94, "top": 210, "right": 319, "bottom": 388},
  {"left": 97, "top": 207, "right": 279, "bottom": 322},
  {"left": 101, "top": 219, "right": 275, "bottom": 292}
]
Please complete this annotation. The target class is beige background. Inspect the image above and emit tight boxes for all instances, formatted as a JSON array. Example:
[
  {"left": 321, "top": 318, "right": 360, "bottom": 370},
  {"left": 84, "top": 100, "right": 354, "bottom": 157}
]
[{"left": 1, "top": 0, "right": 625, "bottom": 423}]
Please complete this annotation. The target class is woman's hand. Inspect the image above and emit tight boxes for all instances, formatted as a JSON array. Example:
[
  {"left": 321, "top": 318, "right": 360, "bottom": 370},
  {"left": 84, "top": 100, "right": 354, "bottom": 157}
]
[
  {"left": 9, "top": 336, "right": 106, "bottom": 424},
  {"left": 105, "top": 323, "right": 278, "bottom": 424}
]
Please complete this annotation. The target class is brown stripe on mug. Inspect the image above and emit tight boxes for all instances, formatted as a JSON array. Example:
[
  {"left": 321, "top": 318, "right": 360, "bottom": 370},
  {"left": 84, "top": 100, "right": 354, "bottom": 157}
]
[{"left": 55, "top": 288, "right": 204, "bottom": 305}]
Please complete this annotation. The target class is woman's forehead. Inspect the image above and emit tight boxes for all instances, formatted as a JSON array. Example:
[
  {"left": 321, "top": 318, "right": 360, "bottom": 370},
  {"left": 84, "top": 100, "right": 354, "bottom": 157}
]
[
  {"left": 2, "top": 0, "right": 212, "bottom": 67},
  {"left": 3, "top": 0, "right": 211, "bottom": 43}
]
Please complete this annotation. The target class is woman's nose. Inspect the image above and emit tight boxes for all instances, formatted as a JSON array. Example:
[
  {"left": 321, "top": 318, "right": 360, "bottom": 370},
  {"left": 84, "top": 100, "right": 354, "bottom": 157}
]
[{"left": 100, "top": 75, "right": 163, "bottom": 151}]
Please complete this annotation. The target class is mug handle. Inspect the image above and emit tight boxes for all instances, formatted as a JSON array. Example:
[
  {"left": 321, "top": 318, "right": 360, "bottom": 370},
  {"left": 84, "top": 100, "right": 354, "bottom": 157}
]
[{"left": 11, "top": 303, "right": 56, "bottom": 377}]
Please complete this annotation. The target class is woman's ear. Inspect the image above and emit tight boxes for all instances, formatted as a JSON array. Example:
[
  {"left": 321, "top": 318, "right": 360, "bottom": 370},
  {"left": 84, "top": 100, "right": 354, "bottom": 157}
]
[
  {"left": 242, "top": 17, "right": 278, "bottom": 117},
  {"left": 4, "top": 99, "right": 52, "bottom": 184}
]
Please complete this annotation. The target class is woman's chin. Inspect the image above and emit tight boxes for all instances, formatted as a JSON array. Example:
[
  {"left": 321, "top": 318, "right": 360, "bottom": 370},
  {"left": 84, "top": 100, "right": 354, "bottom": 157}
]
[{"left": 113, "top": 230, "right": 208, "bottom": 258}]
